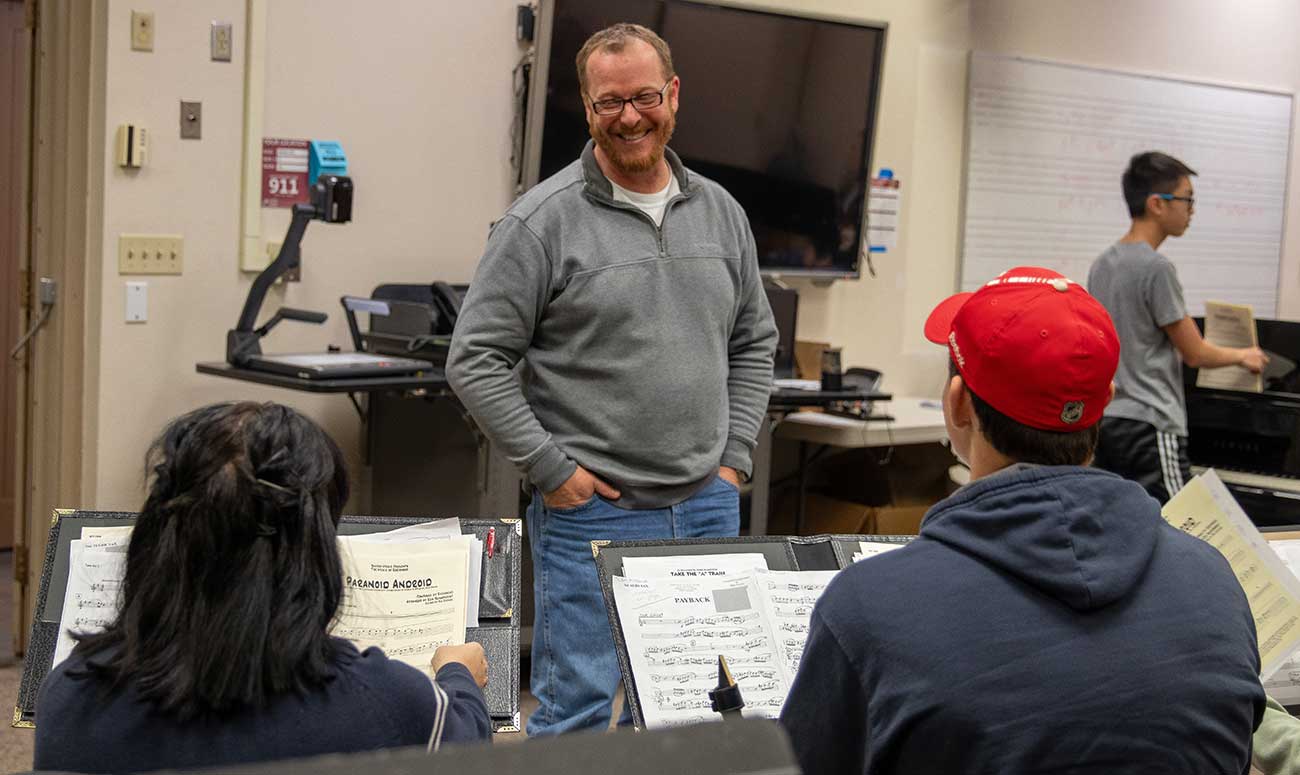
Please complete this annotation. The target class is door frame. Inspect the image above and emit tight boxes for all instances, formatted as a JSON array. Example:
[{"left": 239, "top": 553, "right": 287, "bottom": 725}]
[{"left": 14, "top": 0, "right": 105, "bottom": 654}]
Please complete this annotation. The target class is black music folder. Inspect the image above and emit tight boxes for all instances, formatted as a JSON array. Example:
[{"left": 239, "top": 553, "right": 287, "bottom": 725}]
[{"left": 15, "top": 511, "right": 521, "bottom": 731}]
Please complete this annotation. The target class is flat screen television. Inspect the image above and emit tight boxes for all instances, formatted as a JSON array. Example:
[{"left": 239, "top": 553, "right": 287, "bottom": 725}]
[{"left": 525, "top": 0, "right": 887, "bottom": 279}]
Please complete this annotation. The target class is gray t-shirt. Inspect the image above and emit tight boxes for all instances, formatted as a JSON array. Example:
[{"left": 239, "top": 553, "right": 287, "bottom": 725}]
[{"left": 1087, "top": 241, "right": 1188, "bottom": 435}]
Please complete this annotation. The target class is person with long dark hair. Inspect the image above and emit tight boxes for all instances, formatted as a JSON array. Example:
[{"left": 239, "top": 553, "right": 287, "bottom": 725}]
[{"left": 34, "top": 401, "right": 492, "bottom": 772}]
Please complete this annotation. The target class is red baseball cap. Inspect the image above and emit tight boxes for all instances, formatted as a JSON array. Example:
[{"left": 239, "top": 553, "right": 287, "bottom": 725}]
[{"left": 924, "top": 266, "right": 1120, "bottom": 431}]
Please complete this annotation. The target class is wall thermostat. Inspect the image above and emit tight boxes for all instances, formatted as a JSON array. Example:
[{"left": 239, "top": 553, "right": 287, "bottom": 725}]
[{"left": 115, "top": 124, "right": 148, "bottom": 168}]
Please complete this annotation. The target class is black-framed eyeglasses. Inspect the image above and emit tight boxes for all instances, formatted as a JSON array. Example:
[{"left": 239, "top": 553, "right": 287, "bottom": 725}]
[
  {"left": 1153, "top": 193, "right": 1195, "bottom": 207},
  {"left": 589, "top": 80, "right": 672, "bottom": 116}
]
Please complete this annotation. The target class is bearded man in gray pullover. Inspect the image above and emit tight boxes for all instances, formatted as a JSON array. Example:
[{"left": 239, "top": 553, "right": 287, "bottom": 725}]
[{"left": 447, "top": 23, "right": 776, "bottom": 736}]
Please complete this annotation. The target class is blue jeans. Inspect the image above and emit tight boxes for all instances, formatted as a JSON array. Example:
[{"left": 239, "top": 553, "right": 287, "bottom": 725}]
[{"left": 525, "top": 474, "right": 740, "bottom": 736}]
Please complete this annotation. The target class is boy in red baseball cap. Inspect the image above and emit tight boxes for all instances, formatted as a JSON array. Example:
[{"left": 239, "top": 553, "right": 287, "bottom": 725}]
[{"left": 780, "top": 267, "right": 1263, "bottom": 775}]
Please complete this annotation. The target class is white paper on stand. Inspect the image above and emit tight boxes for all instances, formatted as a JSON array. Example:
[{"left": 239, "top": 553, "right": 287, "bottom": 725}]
[
  {"left": 334, "top": 536, "right": 473, "bottom": 675},
  {"left": 621, "top": 553, "right": 769, "bottom": 580},
  {"left": 345, "top": 519, "right": 481, "bottom": 627}
]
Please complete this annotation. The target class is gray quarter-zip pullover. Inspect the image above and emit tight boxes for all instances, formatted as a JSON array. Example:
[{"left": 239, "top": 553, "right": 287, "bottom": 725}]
[{"left": 447, "top": 141, "right": 776, "bottom": 508}]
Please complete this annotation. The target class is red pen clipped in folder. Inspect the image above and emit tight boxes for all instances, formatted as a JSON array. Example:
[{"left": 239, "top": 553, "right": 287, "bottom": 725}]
[{"left": 487, "top": 526, "right": 495, "bottom": 558}]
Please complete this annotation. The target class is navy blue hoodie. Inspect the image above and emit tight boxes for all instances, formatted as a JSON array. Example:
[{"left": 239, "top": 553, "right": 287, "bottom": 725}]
[
  {"left": 34, "top": 641, "right": 492, "bottom": 773},
  {"left": 780, "top": 466, "right": 1264, "bottom": 775}
]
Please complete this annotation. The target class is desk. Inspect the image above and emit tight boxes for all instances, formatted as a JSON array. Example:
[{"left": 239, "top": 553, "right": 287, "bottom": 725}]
[
  {"left": 195, "top": 361, "right": 449, "bottom": 393},
  {"left": 195, "top": 361, "right": 522, "bottom": 519},
  {"left": 749, "top": 397, "right": 949, "bottom": 535},
  {"left": 777, "top": 397, "right": 948, "bottom": 448}
]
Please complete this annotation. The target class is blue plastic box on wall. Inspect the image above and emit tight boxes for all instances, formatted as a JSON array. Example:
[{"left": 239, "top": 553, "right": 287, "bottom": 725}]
[{"left": 309, "top": 140, "right": 347, "bottom": 184}]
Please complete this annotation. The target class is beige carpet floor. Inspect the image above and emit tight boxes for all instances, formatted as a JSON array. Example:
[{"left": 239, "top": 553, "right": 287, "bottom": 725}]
[{"left": 0, "top": 662, "right": 31, "bottom": 773}]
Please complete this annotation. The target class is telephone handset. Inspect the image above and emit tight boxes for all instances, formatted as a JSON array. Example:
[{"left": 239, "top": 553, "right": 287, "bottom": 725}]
[
  {"left": 430, "top": 282, "right": 464, "bottom": 335},
  {"left": 825, "top": 367, "right": 885, "bottom": 421},
  {"left": 842, "top": 367, "right": 883, "bottom": 395}
]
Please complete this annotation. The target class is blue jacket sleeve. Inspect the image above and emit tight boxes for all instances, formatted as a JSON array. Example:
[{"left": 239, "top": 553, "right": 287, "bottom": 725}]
[
  {"left": 779, "top": 609, "right": 870, "bottom": 775},
  {"left": 428, "top": 662, "right": 493, "bottom": 749}
]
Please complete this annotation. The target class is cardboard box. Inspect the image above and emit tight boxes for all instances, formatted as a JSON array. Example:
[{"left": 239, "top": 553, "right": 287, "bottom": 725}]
[
  {"left": 794, "top": 340, "right": 829, "bottom": 381},
  {"left": 870, "top": 504, "right": 930, "bottom": 536},
  {"left": 763, "top": 492, "right": 930, "bottom": 537},
  {"left": 764, "top": 491, "right": 872, "bottom": 535}
]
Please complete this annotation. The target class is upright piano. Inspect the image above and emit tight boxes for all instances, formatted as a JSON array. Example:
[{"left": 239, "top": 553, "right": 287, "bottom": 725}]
[{"left": 1185, "top": 317, "right": 1300, "bottom": 528}]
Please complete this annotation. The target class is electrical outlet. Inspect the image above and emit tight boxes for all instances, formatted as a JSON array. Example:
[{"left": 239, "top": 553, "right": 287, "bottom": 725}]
[
  {"left": 119, "top": 234, "right": 183, "bottom": 274},
  {"left": 210, "top": 22, "right": 232, "bottom": 61},
  {"left": 130, "top": 11, "right": 154, "bottom": 51}
]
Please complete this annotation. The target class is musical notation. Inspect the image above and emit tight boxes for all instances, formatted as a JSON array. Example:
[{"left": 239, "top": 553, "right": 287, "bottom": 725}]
[
  {"left": 331, "top": 622, "right": 451, "bottom": 641},
  {"left": 613, "top": 568, "right": 839, "bottom": 728},
  {"left": 383, "top": 639, "right": 453, "bottom": 658},
  {"left": 643, "top": 626, "right": 761, "bottom": 640},
  {"left": 71, "top": 595, "right": 112, "bottom": 609},
  {"left": 656, "top": 696, "right": 712, "bottom": 712},
  {"left": 72, "top": 616, "right": 113, "bottom": 629},
  {"left": 646, "top": 653, "right": 774, "bottom": 667},
  {"left": 638, "top": 612, "right": 759, "bottom": 627},
  {"left": 765, "top": 582, "right": 826, "bottom": 593},
  {"left": 650, "top": 668, "right": 777, "bottom": 684}
]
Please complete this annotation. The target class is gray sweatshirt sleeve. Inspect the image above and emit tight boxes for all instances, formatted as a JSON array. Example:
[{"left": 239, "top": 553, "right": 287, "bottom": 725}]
[
  {"left": 446, "top": 215, "right": 577, "bottom": 493},
  {"left": 720, "top": 221, "right": 777, "bottom": 478}
]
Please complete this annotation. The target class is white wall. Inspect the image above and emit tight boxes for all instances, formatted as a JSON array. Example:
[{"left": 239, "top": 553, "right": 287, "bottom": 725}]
[
  {"left": 83, "top": 0, "right": 1300, "bottom": 507},
  {"left": 971, "top": 0, "right": 1300, "bottom": 321},
  {"left": 748, "top": 0, "right": 1300, "bottom": 402},
  {"left": 92, "top": 0, "right": 523, "bottom": 509}
]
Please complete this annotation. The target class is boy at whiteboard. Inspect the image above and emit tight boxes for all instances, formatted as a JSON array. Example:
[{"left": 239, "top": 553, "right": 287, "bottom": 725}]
[{"left": 1087, "top": 151, "right": 1267, "bottom": 503}]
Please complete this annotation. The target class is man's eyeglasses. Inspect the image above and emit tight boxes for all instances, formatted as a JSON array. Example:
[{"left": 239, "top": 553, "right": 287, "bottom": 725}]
[
  {"left": 589, "top": 80, "right": 672, "bottom": 116},
  {"left": 1153, "top": 193, "right": 1195, "bottom": 207}
]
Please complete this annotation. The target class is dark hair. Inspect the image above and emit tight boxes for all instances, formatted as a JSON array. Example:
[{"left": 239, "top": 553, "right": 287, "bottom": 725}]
[
  {"left": 76, "top": 402, "right": 351, "bottom": 719},
  {"left": 575, "top": 23, "right": 675, "bottom": 99},
  {"left": 1122, "top": 151, "right": 1196, "bottom": 218},
  {"left": 949, "top": 360, "right": 1098, "bottom": 467}
]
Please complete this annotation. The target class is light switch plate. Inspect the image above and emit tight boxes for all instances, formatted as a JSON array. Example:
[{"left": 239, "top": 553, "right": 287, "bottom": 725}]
[
  {"left": 180, "top": 101, "right": 201, "bottom": 139},
  {"left": 210, "top": 22, "right": 232, "bottom": 61},
  {"left": 119, "top": 234, "right": 183, "bottom": 274},
  {"left": 125, "top": 281, "right": 147, "bottom": 323},
  {"left": 130, "top": 11, "right": 154, "bottom": 51}
]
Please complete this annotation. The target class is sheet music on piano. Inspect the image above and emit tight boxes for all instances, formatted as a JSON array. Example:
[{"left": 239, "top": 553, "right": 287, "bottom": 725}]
[{"left": 1196, "top": 301, "right": 1262, "bottom": 393}]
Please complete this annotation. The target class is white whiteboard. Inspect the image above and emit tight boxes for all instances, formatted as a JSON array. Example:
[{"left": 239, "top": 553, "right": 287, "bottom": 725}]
[{"left": 961, "top": 53, "right": 1292, "bottom": 318}]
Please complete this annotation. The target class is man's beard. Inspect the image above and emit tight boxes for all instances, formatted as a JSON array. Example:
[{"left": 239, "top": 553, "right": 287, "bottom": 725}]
[{"left": 590, "top": 111, "right": 676, "bottom": 178}]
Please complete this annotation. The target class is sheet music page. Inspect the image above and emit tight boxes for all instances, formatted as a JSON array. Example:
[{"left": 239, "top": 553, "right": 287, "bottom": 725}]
[
  {"left": 52, "top": 537, "right": 129, "bottom": 669},
  {"left": 347, "top": 520, "right": 482, "bottom": 628},
  {"left": 751, "top": 570, "right": 839, "bottom": 684},
  {"left": 1196, "top": 301, "right": 1262, "bottom": 392},
  {"left": 612, "top": 575, "right": 787, "bottom": 729},
  {"left": 334, "top": 536, "right": 471, "bottom": 675},
  {"left": 346, "top": 519, "right": 462, "bottom": 542},
  {"left": 621, "top": 553, "right": 769, "bottom": 580},
  {"left": 853, "top": 541, "right": 904, "bottom": 563},
  {"left": 1262, "top": 539, "right": 1300, "bottom": 703},
  {"left": 80, "top": 525, "right": 135, "bottom": 542},
  {"left": 1162, "top": 470, "right": 1300, "bottom": 678}
]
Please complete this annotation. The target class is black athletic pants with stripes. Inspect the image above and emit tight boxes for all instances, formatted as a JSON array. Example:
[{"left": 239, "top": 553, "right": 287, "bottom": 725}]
[{"left": 1093, "top": 416, "right": 1191, "bottom": 505}]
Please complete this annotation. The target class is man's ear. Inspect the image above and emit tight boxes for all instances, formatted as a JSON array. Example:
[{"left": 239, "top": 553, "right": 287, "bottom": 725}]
[
  {"left": 1145, "top": 193, "right": 1167, "bottom": 218},
  {"left": 1105, "top": 381, "right": 1116, "bottom": 408},
  {"left": 944, "top": 374, "right": 974, "bottom": 429}
]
